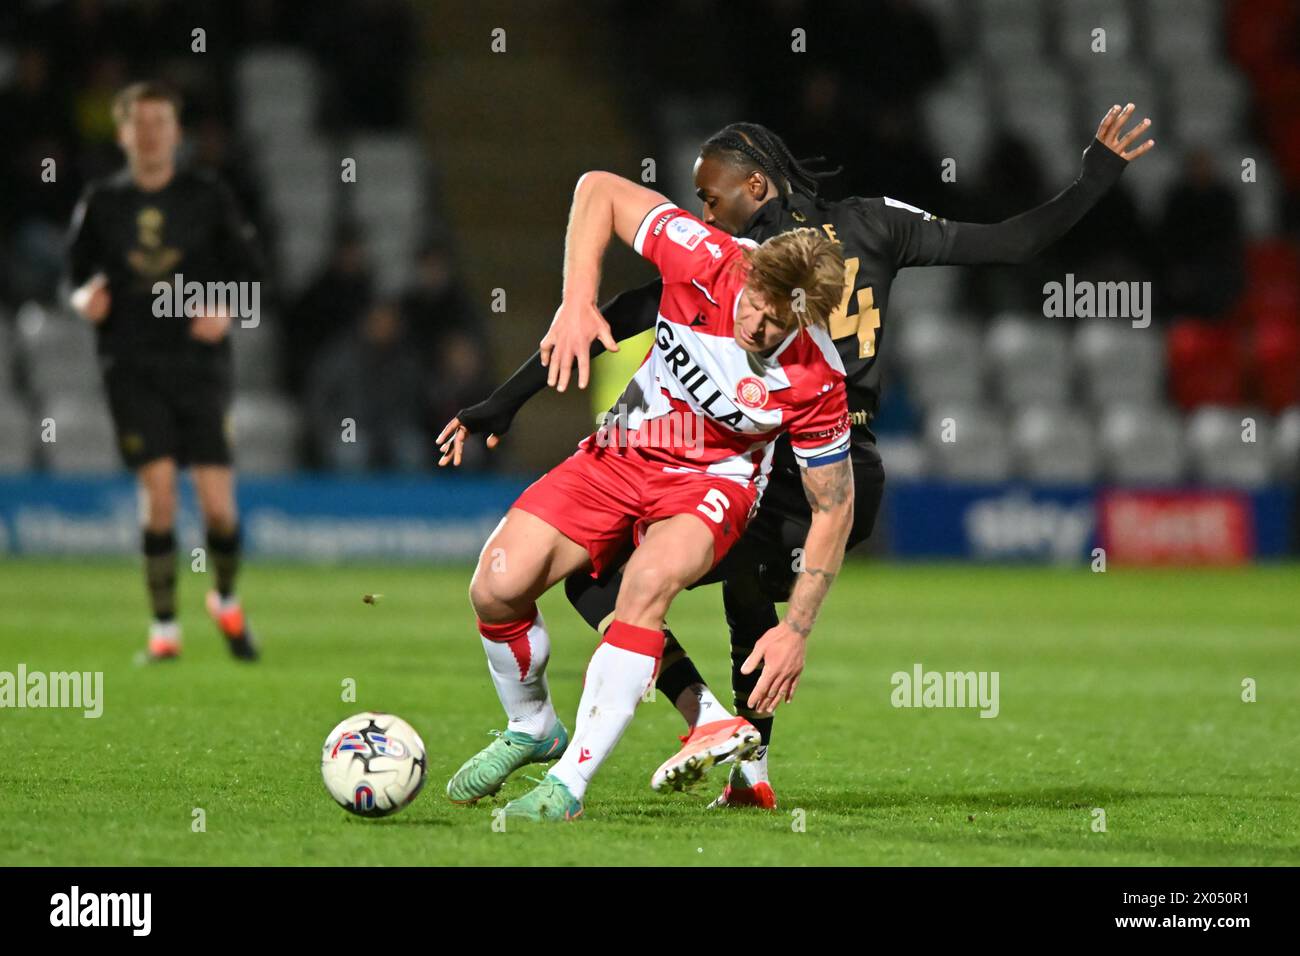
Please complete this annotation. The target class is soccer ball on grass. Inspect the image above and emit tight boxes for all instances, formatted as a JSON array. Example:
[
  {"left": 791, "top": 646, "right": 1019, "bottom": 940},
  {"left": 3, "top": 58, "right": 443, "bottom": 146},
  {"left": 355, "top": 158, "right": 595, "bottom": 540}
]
[{"left": 321, "top": 712, "right": 427, "bottom": 817}]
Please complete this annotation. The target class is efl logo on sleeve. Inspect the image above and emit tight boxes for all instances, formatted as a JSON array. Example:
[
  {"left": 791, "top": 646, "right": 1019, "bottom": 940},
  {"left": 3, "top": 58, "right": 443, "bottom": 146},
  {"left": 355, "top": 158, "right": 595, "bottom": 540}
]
[
  {"left": 666, "top": 216, "right": 710, "bottom": 251},
  {"left": 884, "top": 196, "right": 937, "bottom": 221}
]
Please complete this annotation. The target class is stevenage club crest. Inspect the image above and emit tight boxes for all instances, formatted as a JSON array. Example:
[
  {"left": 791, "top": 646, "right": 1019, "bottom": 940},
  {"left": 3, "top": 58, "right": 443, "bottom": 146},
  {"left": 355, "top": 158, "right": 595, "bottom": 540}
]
[{"left": 735, "top": 376, "right": 768, "bottom": 409}]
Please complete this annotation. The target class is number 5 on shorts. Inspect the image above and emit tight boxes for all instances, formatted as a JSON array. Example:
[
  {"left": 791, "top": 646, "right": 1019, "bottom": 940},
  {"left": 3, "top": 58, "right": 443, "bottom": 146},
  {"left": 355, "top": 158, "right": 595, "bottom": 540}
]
[{"left": 696, "top": 487, "right": 731, "bottom": 524}]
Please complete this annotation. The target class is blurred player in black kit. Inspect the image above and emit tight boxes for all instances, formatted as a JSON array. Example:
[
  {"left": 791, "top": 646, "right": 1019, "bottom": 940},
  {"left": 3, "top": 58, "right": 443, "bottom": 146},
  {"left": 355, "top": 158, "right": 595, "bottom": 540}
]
[{"left": 66, "top": 82, "right": 263, "bottom": 662}]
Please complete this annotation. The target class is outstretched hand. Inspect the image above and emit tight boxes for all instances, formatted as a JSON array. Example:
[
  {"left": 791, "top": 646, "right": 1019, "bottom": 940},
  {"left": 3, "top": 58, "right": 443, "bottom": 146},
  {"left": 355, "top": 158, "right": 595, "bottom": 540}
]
[
  {"left": 539, "top": 300, "right": 619, "bottom": 393},
  {"left": 741, "top": 621, "right": 808, "bottom": 713},
  {"left": 1095, "top": 103, "right": 1155, "bottom": 162},
  {"left": 436, "top": 416, "right": 500, "bottom": 467}
]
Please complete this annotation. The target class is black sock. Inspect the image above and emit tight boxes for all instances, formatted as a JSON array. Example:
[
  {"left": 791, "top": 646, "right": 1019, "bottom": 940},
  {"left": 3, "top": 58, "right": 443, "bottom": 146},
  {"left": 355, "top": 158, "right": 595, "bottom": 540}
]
[
  {"left": 142, "top": 529, "right": 177, "bottom": 622},
  {"left": 656, "top": 628, "right": 706, "bottom": 703},
  {"left": 206, "top": 525, "right": 241, "bottom": 600},
  {"left": 564, "top": 570, "right": 708, "bottom": 702},
  {"left": 724, "top": 571, "right": 779, "bottom": 745},
  {"left": 563, "top": 568, "right": 621, "bottom": 635}
]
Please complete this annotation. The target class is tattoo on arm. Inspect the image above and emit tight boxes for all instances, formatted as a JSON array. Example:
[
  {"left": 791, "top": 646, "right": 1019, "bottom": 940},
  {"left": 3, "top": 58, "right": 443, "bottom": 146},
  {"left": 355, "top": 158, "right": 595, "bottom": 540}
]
[
  {"left": 786, "top": 458, "right": 853, "bottom": 637},
  {"left": 786, "top": 567, "right": 836, "bottom": 636},
  {"left": 801, "top": 457, "right": 853, "bottom": 513}
]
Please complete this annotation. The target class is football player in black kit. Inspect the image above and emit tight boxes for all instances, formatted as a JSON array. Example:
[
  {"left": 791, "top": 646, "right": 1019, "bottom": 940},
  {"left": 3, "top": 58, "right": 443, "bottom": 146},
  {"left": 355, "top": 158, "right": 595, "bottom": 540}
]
[
  {"left": 66, "top": 82, "right": 263, "bottom": 663},
  {"left": 436, "top": 105, "right": 1154, "bottom": 807}
]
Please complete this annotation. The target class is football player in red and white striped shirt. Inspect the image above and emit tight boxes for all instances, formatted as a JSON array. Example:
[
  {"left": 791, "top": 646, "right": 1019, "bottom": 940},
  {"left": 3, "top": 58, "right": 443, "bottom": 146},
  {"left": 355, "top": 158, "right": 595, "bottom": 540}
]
[{"left": 445, "top": 171, "right": 854, "bottom": 821}]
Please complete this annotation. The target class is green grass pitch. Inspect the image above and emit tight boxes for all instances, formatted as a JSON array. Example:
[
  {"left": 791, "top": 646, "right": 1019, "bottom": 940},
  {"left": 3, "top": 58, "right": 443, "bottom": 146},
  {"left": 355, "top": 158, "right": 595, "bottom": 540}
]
[{"left": 2, "top": 558, "right": 1297, "bottom": 866}]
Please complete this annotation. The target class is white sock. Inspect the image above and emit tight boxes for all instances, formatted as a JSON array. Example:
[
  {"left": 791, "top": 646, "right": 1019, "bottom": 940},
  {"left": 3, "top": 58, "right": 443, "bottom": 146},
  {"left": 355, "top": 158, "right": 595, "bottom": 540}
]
[
  {"left": 149, "top": 620, "right": 180, "bottom": 645},
  {"left": 549, "top": 642, "right": 657, "bottom": 801},
  {"left": 479, "top": 611, "right": 557, "bottom": 738},
  {"left": 674, "top": 682, "right": 731, "bottom": 729},
  {"left": 734, "top": 744, "right": 770, "bottom": 786}
]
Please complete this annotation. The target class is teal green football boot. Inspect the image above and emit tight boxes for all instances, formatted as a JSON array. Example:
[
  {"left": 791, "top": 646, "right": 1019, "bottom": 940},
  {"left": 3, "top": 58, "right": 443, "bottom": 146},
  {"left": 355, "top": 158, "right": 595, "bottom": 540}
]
[
  {"left": 502, "top": 773, "right": 584, "bottom": 822},
  {"left": 446, "top": 720, "right": 568, "bottom": 804}
]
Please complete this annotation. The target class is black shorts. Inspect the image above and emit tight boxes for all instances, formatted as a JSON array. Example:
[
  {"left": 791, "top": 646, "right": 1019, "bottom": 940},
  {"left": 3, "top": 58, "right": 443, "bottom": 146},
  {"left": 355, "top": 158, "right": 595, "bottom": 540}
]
[
  {"left": 692, "top": 443, "right": 886, "bottom": 601},
  {"left": 101, "top": 355, "right": 234, "bottom": 470}
]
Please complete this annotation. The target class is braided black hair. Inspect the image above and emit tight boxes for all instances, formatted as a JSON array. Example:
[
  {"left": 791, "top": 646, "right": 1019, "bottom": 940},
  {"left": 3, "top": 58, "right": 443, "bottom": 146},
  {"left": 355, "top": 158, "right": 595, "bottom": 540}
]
[{"left": 700, "top": 122, "right": 841, "bottom": 203}]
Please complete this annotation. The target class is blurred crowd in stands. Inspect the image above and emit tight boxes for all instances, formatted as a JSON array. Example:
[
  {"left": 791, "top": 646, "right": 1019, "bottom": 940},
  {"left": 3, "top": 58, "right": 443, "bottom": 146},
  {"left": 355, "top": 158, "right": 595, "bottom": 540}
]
[
  {"left": 2, "top": 0, "right": 1299, "bottom": 478},
  {"left": 0, "top": 0, "right": 491, "bottom": 473},
  {"left": 610, "top": 0, "right": 1300, "bottom": 441}
]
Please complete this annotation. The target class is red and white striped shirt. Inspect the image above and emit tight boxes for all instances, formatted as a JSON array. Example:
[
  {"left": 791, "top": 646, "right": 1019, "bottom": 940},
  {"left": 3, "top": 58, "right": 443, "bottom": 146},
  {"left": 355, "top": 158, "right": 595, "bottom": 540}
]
[{"left": 582, "top": 203, "right": 851, "bottom": 495}]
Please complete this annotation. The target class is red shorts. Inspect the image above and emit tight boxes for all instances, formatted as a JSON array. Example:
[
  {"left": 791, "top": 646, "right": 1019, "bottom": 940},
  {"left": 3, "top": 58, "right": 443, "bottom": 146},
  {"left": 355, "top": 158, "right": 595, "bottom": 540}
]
[{"left": 513, "top": 446, "right": 758, "bottom": 576}]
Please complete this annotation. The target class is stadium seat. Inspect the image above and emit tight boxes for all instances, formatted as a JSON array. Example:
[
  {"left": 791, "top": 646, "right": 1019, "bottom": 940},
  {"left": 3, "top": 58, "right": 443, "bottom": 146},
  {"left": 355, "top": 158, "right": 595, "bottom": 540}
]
[
  {"left": 1185, "top": 405, "right": 1274, "bottom": 487},
  {"left": 1000, "top": 100, "right": 1080, "bottom": 184},
  {"left": 1080, "top": 62, "right": 1161, "bottom": 139},
  {"left": 40, "top": 396, "right": 119, "bottom": 473},
  {"left": 985, "top": 311, "right": 1072, "bottom": 408},
  {"left": 241, "top": 93, "right": 317, "bottom": 141},
  {"left": 231, "top": 321, "right": 283, "bottom": 393},
  {"left": 0, "top": 394, "right": 35, "bottom": 473},
  {"left": 15, "top": 303, "right": 100, "bottom": 401},
  {"left": 0, "top": 44, "right": 16, "bottom": 88},
  {"left": 278, "top": 232, "right": 332, "bottom": 295},
  {"left": 1074, "top": 317, "right": 1164, "bottom": 408},
  {"left": 1057, "top": 0, "right": 1137, "bottom": 62},
  {"left": 1251, "top": 314, "right": 1300, "bottom": 412},
  {"left": 1215, "top": 151, "right": 1281, "bottom": 237},
  {"left": 897, "top": 312, "right": 985, "bottom": 408},
  {"left": 993, "top": 60, "right": 1071, "bottom": 118},
  {"left": 367, "top": 234, "right": 417, "bottom": 295},
  {"left": 975, "top": 0, "right": 1047, "bottom": 61},
  {"left": 922, "top": 82, "right": 995, "bottom": 175},
  {"left": 255, "top": 137, "right": 336, "bottom": 181},
  {"left": 236, "top": 49, "right": 319, "bottom": 136},
  {"left": 266, "top": 174, "right": 336, "bottom": 223},
  {"left": 1098, "top": 404, "right": 1186, "bottom": 483},
  {"left": 1121, "top": 148, "right": 1179, "bottom": 222},
  {"left": 924, "top": 404, "right": 1011, "bottom": 481},
  {"left": 260, "top": 141, "right": 337, "bottom": 217},
  {"left": 1273, "top": 405, "right": 1300, "bottom": 480},
  {"left": 874, "top": 435, "right": 929, "bottom": 481},
  {"left": 1142, "top": 0, "right": 1223, "bottom": 66},
  {"left": 914, "top": 0, "right": 974, "bottom": 56},
  {"left": 346, "top": 134, "right": 425, "bottom": 186},
  {"left": 341, "top": 134, "right": 428, "bottom": 293},
  {"left": 1167, "top": 317, "right": 1244, "bottom": 410},
  {"left": 0, "top": 312, "right": 15, "bottom": 395},
  {"left": 888, "top": 266, "right": 963, "bottom": 315},
  {"left": 231, "top": 392, "right": 302, "bottom": 475},
  {"left": 261, "top": 168, "right": 336, "bottom": 243},
  {"left": 1168, "top": 66, "right": 1251, "bottom": 146},
  {"left": 1240, "top": 240, "right": 1300, "bottom": 322},
  {"left": 1010, "top": 405, "right": 1099, "bottom": 483}
]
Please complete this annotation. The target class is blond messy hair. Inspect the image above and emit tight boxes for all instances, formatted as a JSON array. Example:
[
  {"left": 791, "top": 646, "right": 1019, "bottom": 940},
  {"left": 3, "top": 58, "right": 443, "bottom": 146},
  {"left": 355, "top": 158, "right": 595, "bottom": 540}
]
[
  {"left": 742, "top": 228, "right": 845, "bottom": 331},
  {"left": 112, "top": 81, "right": 182, "bottom": 127}
]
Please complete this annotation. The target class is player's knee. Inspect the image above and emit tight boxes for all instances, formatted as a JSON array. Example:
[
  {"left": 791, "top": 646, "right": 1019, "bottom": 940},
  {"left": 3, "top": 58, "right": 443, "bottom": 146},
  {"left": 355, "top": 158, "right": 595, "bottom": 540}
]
[
  {"left": 144, "top": 490, "right": 177, "bottom": 530},
  {"left": 468, "top": 563, "right": 521, "bottom": 621},
  {"left": 202, "top": 506, "right": 237, "bottom": 535},
  {"left": 467, "top": 568, "right": 497, "bottom": 617},
  {"left": 619, "top": 562, "right": 678, "bottom": 619}
]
